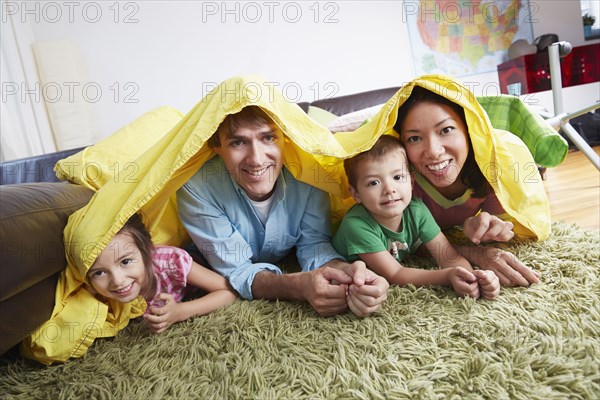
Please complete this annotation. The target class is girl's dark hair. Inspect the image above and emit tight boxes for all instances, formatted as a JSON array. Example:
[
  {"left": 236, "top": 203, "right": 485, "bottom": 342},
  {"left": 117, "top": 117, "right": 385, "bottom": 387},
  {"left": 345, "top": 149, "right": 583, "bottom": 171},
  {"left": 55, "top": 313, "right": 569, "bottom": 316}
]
[
  {"left": 118, "top": 213, "right": 156, "bottom": 300},
  {"left": 394, "top": 86, "right": 488, "bottom": 198}
]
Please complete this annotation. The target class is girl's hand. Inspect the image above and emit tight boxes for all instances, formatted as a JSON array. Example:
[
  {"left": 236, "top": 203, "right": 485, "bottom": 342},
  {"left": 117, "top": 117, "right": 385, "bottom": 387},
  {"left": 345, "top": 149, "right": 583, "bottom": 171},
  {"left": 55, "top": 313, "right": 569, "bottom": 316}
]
[
  {"left": 143, "top": 293, "right": 181, "bottom": 334},
  {"left": 473, "top": 269, "right": 500, "bottom": 300},
  {"left": 449, "top": 267, "right": 480, "bottom": 299},
  {"left": 463, "top": 212, "right": 514, "bottom": 244}
]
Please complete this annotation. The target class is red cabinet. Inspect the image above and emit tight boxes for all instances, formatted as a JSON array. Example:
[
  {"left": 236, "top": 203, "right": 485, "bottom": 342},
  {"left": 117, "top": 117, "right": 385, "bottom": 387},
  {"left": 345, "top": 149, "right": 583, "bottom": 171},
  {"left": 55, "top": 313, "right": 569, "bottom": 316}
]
[{"left": 497, "top": 43, "right": 599, "bottom": 95}]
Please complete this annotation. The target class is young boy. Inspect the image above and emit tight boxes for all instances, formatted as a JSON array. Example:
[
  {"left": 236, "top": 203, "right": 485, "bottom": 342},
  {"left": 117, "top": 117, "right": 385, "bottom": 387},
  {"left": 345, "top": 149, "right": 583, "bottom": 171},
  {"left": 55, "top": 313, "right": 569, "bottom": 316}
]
[{"left": 333, "top": 135, "right": 500, "bottom": 300}]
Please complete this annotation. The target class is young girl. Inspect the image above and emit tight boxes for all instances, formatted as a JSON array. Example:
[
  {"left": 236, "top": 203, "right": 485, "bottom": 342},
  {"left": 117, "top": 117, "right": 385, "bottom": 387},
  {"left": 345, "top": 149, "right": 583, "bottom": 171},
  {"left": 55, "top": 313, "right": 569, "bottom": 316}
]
[
  {"left": 393, "top": 80, "right": 545, "bottom": 287},
  {"left": 333, "top": 135, "right": 500, "bottom": 300},
  {"left": 87, "top": 213, "right": 237, "bottom": 334}
]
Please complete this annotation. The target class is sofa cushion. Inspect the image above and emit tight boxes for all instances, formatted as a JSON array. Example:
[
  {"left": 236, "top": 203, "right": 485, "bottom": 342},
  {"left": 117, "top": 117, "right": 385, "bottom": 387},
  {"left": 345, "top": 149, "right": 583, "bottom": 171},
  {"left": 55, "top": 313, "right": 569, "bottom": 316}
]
[
  {"left": 0, "top": 147, "right": 86, "bottom": 185},
  {"left": 328, "top": 103, "right": 385, "bottom": 133},
  {"left": 310, "top": 87, "right": 399, "bottom": 116},
  {"left": 0, "top": 182, "right": 94, "bottom": 302}
]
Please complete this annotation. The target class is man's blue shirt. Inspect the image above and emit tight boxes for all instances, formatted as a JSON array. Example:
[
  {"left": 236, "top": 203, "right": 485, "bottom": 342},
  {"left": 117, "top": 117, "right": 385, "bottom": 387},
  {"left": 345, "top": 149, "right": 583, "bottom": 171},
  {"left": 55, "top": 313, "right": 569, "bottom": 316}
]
[{"left": 177, "top": 156, "right": 342, "bottom": 299}]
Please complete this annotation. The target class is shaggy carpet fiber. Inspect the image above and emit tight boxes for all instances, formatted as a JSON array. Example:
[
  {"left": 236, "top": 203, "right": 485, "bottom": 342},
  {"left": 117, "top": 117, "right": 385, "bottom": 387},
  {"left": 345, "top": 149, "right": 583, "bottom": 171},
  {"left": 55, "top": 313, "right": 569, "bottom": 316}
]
[{"left": 1, "top": 222, "right": 598, "bottom": 399}]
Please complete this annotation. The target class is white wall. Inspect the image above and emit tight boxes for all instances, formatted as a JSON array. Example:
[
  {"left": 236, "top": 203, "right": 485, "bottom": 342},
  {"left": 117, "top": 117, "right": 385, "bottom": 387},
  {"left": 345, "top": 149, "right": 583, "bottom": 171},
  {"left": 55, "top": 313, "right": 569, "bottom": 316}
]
[
  {"left": 3, "top": 0, "right": 599, "bottom": 150},
  {"left": 23, "top": 1, "right": 413, "bottom": 140}
]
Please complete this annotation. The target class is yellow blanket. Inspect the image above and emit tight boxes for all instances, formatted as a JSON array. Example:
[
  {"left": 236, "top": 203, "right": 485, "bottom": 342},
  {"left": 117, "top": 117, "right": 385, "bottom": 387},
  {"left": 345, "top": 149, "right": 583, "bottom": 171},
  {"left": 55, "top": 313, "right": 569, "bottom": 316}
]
[{"left": 22, "top": 74, "right": 550, "bottom": 364}]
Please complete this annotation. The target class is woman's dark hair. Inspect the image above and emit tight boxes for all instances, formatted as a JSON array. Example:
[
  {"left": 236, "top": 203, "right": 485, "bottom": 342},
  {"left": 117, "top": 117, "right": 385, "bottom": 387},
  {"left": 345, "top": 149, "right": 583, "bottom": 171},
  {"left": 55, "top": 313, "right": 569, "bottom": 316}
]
[
  {"left": 118, "top": 212, "right": 156, "bottom": 300},
  {"left": 394, "top": 86, "right": 488, "bottom": 198}
]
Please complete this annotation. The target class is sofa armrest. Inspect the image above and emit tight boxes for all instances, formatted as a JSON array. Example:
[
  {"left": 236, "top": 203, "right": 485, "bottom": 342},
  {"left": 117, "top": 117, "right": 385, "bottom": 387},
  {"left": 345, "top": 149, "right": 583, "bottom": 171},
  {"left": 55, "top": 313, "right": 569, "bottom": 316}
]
[{"left": 0, "top": 181, "right": 94, "bottom": 354}]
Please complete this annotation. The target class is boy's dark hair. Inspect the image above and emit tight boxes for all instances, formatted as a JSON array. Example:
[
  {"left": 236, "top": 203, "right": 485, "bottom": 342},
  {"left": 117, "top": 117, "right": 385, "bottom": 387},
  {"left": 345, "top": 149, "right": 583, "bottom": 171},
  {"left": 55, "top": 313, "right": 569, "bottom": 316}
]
[
  {"left": 118, "top": 212, "right": 156, "bottom": 300},
  {"left": 394, "top": 86, "right": 488, "bottom": 198},
  {"left": 344, "top": 135, "right": 407, "bottom": 188},
  {"left": 207, "top": 106, "right": 277, "bottom": 148}
]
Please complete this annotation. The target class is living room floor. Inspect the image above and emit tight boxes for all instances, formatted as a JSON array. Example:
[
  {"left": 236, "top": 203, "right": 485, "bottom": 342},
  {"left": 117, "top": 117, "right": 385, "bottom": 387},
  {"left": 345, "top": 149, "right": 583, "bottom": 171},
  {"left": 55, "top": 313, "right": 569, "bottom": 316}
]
[{"left": 543, "top": 146, "right": 600, "bottom": 231}]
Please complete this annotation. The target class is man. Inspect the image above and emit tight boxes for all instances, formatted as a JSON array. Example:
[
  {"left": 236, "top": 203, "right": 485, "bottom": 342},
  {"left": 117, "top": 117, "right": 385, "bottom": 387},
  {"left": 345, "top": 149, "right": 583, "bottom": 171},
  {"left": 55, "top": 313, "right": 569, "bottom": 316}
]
[{"left": 177, "top": 106, "right": 388, "bottom": 317}]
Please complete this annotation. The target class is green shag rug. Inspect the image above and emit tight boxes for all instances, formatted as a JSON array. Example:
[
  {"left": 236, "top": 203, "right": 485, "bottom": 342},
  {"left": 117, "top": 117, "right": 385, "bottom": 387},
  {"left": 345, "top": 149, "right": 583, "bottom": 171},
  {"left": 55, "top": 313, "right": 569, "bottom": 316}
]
[{"left": 1, "top": 222, "right": 599, "bottom": 399}]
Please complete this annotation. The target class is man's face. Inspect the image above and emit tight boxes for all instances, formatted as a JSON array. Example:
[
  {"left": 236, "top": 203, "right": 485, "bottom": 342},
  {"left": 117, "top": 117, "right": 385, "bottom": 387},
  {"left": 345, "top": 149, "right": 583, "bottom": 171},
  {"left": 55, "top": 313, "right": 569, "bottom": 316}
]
[{"left": 213, "top": 123, "right": 284, "bottom": 201}]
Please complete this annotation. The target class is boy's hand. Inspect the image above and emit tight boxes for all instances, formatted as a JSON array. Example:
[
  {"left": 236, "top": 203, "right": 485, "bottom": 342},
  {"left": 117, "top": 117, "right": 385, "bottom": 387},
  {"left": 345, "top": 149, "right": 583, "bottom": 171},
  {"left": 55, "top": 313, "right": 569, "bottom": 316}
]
[
  {"left": 346, "top": 264, "right": 389, "bottom": 318},
  {"left": 473, "top": 269, "right": 500, "bottom": 300},
  {"left": 143, "top": 293, "right": 181, "bottom": 334},
  {"left": 449, "top": 267, "right": 480, "bottom": 299}
]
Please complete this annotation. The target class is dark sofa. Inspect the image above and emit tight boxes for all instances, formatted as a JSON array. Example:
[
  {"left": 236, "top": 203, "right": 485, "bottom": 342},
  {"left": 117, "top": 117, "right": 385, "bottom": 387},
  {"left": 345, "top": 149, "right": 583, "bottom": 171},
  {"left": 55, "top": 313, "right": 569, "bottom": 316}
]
[{"left": 0, "top": 87, "right": 400, "bottom": 355}]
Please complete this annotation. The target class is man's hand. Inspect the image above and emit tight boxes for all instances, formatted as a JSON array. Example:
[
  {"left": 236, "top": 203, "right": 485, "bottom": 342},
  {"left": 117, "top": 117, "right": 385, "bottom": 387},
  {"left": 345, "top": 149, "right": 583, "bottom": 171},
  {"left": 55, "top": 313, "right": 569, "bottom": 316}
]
[
  {"left": 463, "top": 212, "right": 514, "bottom": 244},
  {"left": 300, "top": 267, "right": 353, "bottom": 317},
  {"left": 342, "top": 260, "right": 389, "bottom": 318}
]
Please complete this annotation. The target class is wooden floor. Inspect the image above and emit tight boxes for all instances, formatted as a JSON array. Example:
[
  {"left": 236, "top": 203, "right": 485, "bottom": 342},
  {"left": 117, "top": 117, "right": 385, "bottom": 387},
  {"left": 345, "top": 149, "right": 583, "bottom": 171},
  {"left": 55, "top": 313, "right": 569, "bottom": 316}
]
[{"left": 543, "top": 146, "right": 600, "bottom": 231}]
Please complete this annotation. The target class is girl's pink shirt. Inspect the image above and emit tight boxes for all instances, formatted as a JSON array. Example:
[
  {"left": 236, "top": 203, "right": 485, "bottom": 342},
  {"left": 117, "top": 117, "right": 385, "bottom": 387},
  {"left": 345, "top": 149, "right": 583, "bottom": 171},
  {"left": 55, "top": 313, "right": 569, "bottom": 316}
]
[{"left": 144, "top": 246, "right": 193, "bottom": 312}]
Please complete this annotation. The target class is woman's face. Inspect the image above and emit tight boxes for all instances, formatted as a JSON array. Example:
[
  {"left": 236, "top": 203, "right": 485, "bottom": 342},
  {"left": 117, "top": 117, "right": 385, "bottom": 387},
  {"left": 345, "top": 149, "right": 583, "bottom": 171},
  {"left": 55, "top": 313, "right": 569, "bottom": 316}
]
[{"left": 399, "top": 101, "right": 470, "bottom": 198}]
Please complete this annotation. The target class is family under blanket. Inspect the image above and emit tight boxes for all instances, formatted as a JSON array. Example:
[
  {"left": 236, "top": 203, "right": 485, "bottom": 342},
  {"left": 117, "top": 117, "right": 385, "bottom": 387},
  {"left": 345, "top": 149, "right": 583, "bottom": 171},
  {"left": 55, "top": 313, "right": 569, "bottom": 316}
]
[{"left": 22, "top": 74, "right": 551, "bottom": 364}]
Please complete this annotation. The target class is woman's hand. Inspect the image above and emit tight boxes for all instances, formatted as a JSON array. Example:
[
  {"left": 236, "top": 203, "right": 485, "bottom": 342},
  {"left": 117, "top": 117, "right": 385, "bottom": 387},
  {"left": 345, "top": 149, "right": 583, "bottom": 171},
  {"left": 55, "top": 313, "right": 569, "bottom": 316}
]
[
  {"left": 478, "top": 247, "right": 540, "bottom": 287},
  {"left": 463, "top": 212, "right": 514, "bottom": 244}
]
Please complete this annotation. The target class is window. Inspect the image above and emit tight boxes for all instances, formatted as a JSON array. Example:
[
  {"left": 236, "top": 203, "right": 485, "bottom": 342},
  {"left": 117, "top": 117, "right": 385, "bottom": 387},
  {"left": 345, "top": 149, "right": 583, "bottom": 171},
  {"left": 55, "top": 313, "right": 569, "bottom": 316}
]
[{"left": 581, "top": 0, "right": 600, "bottom": 40}]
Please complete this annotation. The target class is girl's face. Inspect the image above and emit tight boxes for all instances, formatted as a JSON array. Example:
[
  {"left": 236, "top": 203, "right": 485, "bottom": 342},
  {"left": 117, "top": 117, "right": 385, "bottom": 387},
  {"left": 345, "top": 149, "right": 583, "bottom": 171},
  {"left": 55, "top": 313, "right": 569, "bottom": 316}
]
[
  {"left": 399, "top": 101, "right": 469, "bottom": 199},
  {"left": 349, "top": 148, "right": 412, "bottom": 232},
  {"left": 87, "top": 232, "right": 148, "bottom": 303}
]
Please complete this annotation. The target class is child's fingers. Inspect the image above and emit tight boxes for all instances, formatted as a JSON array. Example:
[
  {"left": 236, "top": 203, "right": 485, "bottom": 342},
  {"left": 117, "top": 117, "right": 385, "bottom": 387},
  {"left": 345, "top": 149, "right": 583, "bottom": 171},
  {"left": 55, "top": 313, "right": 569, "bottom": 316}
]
[
  {"left": 472, "top": 269, "right": 492, "bottom": 283},
  {"left": 454, "top": 266, "right": 477, "bottom": 283},
  {"left": 145, "top": 319, "right": 168, "bottom": 334},
  {"left": 473, "top": 270, "right": 500, "bottom": 300},
  {"left": 155, "top": 292, "right": 174, "bottom": 303},
  {"left": 143, "top": 313, "right": 164, "bottom": 323},
  {"left": 453, "top": 279, "right": 479, "bottom": 298}
]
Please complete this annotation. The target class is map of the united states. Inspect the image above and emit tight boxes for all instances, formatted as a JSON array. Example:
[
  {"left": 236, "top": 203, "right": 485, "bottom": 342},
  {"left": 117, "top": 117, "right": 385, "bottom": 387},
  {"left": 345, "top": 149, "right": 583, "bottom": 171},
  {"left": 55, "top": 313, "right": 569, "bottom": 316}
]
[{"left": 413, "top": 0, "right": 523, "bottom": 75}]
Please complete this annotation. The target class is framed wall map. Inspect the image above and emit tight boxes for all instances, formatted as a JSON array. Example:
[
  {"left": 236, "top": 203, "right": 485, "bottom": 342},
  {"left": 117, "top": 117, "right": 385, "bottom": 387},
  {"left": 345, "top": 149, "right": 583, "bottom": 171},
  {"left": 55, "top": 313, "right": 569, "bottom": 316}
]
[{"left": 406, "top": 0, "right": 534, "bottom": 77}]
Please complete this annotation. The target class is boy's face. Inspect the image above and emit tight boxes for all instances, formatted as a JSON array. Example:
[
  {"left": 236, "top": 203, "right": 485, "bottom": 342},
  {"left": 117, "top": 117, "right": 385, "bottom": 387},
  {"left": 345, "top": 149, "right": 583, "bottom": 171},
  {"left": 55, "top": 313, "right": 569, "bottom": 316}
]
[
  {"left": 214, "top": 123, "right": 284, "bottom": 202},
  {"left": 349, "top": 148, "right": 412, "bottom": 231},
  {"left": 87, "top": 232, "right": 147, "bottom": 303}
]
